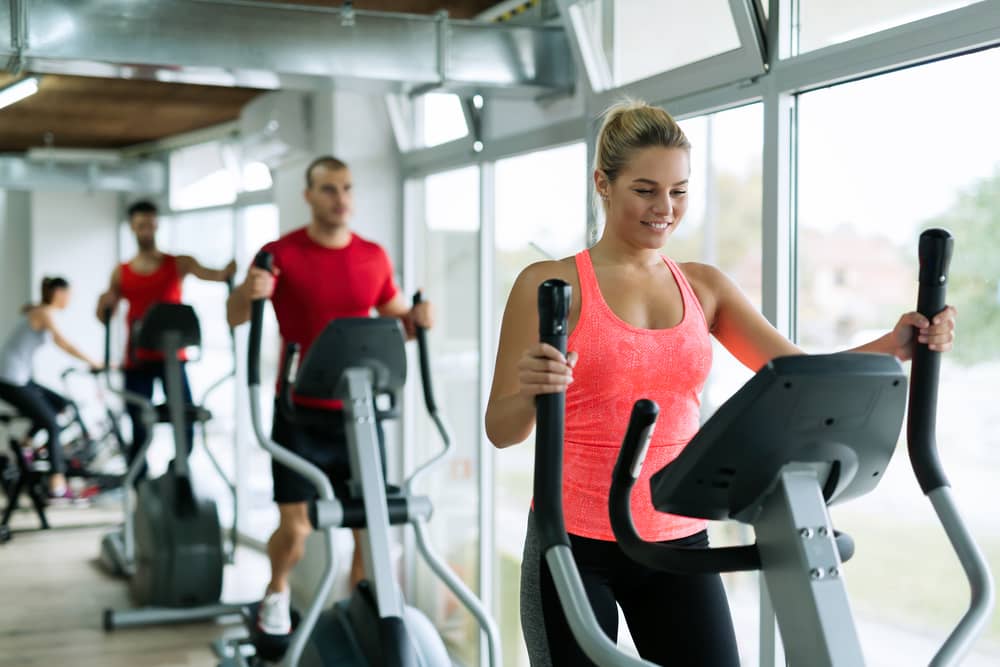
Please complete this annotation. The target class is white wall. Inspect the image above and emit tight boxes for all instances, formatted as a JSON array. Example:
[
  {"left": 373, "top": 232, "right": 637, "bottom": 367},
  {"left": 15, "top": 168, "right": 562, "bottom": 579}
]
[
  {"left": 28, "top": 191, "right": 119, "bottom": 389},
  {"left": 272, "top": 89, "right": 401, "bottom": 258},
  {"left": 0, "top": 190, "right": 32, "bottom": 343}
]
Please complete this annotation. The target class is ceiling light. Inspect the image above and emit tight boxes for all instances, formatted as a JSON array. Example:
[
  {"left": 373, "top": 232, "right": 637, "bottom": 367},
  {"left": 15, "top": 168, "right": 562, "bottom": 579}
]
[{"left": 0, "top": 76, "right": 40, "bottom": 110}]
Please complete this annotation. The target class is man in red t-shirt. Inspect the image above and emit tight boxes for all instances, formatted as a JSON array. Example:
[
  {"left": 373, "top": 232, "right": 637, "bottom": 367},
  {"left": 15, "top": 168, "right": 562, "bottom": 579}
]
[
  {"left": 227, "top": 156, "right": 433, "bottom": 636},
  {"left": 96, "top": 200, "right": 236, "bottom": 479}
]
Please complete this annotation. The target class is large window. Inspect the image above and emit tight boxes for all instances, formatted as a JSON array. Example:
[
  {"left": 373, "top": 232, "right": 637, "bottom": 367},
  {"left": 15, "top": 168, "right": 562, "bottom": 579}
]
[
  {"left": 794, "top": 0, "right": 983, "bottom": 55},
  {"left": 797, "top": 48, "right": 1000, "bottom": 663},
  {"left": 493, "top": 142, "right": 587, "bottom": 666},
  {"left": 410, "top": 166, "right": 482, "bottom": 663},
  {"left": 419, "top": 93, "right": 469, "bottom": 148}
]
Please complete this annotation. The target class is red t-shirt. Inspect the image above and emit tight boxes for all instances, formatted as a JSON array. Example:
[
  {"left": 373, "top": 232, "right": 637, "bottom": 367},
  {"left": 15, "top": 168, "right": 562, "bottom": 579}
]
[
  {"left": 119, "top": 254, "right": 184, "bottom": 368},
  {"left": 261, "top": 228, "right": 399, "bottom": 407}
]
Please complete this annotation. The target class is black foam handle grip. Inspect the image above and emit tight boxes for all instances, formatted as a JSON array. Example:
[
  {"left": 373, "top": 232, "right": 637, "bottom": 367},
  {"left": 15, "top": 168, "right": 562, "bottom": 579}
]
[
  {"left": 248, "top": 251, "right": 274, "bottom": 387},
  {"left": 534, "top": 279, "right": 572, "bottom": 550},
  {"left": 611, "top": 399, "right": 659, "bottom": 488},
  {"left": 412, "top": 291, "right": 438, "bottom": 415},
  {"left": 907, "top": 228, "right": 954, "bottom": 494},
  {"left": 102, "top": 306, "right": 113, "bottom": 371}
]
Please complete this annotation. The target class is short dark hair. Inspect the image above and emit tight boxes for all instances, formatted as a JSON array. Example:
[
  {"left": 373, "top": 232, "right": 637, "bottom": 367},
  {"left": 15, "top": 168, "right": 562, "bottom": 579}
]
[
  {"left": 127, "top": 200, "right": 158, "bottom": 220},
  {"left": 305, "top": 156, "right": 349, "bottom": 188},
  {"left": 41, "top": 276, "right": 69, "bottom": 305}
]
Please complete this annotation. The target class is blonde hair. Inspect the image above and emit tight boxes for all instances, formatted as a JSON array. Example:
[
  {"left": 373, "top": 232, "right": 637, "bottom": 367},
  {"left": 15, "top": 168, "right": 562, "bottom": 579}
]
[{"left": 593, "top": 99, "right": 690, "bottom": 202}]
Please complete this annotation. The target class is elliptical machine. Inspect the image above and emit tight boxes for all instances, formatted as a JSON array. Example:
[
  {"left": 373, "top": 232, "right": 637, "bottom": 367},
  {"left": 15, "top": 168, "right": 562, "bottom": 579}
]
[
  {"left": 99, "top": 302, "right": 243, "bottom": 630},
  {"left": 217, "top": 251, "right": 501, "bottom": 666},
  {"left": 531, "top": 229, "right": 994, "bottom": 666}
]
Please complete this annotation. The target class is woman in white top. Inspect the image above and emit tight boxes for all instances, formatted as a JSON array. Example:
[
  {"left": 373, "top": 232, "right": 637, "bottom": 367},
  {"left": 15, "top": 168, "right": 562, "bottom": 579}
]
[{"left": 0, "top": 277, "right": 103, "bottom": 497}]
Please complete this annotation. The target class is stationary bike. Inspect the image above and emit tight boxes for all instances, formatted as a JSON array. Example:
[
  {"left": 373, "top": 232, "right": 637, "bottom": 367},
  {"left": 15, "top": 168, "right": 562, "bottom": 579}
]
[
  {"left": 216, "top": 252, "right": 500, "bottom": 666},
  {"left": 532, "top": 229, "right": 994, "bottom": 666}
]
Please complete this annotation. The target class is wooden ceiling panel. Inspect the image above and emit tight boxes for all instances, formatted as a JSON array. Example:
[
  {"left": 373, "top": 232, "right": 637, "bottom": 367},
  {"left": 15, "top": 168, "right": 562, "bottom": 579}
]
[
  {"left": 0, "top": 75, "right": 262, "bottom": 152},
  {"left": 0, "top": 1, "right": 508, "bottom": 153}
]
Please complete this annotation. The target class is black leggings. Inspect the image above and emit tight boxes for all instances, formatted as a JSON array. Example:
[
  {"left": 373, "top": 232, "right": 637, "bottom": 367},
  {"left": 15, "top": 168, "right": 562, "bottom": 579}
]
[
  {"left": 124, "top": 362, "right": 194, "bottom": 483},
  {"left": 0, "top": 380, "right": 71, "bottom": 473},
  {"left": 522, "top": 512, "right": 740, "bottom": 666}
]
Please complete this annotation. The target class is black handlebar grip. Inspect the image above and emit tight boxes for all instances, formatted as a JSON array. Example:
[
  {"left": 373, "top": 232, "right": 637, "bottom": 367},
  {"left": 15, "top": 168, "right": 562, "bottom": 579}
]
[
  {"left": 102, "top": 306, "right": 113, "bottom": 371},
  {"left": 609, "top": 400, "right": 659, "bottom": 547},
  {"left": 534, "top": 279, "right": 572, "bottom": 550},
  {"left": 248, "top": 252, "right": 274, "bottom": 387},
  {"left": 611, "top": 399, "right": 659, "bottom": 487},
  {"left": 907, "top": 228, "right": 953, "bottom": 494},
  {"left": 411, "top": 291, "right": 438, "bottom": 415}
]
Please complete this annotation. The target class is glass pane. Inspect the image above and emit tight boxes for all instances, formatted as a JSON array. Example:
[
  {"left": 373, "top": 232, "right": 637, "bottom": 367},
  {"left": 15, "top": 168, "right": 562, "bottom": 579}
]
[
  {"left": 672, "top": 103, "right": 764, "bottom": 662},
  {"left": 575, "top": 0, "right": 741, "bottom": 88},
  {"left": 493, "top": 142, "right": 586, "bottom": 667},
  {"left": 796, "top": 0, "right": 982, "bottom": 54},
  {"left": 420, "top": 93, "right": 468, "bottom": 148},
  {"left": 413, "top": 166, "right": 481, "bottom": 663},
  {"left": 797, "top": 48, "right": 1000, "bottom": 663},
  {"left": 241, "top": 161, "right": 274, "bottom": 192},
  {"left": 169, "top": 141, "right": 238, "bottom": 210}
]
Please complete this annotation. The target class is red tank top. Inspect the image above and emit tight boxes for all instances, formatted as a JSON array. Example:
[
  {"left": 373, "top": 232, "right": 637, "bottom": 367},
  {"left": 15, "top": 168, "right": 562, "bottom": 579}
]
[
  {"left": 561, "top": 250, "right": 712, "bottom": 541},
  {"left": 119, "top": 254, "right": 184, "bottom": 368}
]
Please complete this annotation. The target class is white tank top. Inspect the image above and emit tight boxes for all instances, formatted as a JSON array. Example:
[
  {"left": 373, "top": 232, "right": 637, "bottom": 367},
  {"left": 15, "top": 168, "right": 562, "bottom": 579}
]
[{"left": 0, "top": 316, "right": 52, "bottom": 385}]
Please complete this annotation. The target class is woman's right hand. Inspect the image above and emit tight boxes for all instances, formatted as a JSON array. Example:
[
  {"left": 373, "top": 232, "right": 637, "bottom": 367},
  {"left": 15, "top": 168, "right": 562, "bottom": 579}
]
[
  {"left": 517, "top": 344, "right": 578, "bottom": 399},
  {"left": 242, "top": 266, "right": 277, "bottom": 301}
]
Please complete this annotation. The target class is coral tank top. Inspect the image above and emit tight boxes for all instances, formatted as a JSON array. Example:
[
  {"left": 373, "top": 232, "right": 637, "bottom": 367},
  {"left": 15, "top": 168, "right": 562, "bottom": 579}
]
[{"left": 561, "top": 249, "right": 712, "bottom": 541}]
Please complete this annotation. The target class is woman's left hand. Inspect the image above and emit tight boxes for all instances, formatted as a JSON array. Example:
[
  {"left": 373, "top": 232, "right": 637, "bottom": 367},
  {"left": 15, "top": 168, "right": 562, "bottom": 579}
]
[{"left": 890, "top": 305, "right": 957, "bottom": 361}]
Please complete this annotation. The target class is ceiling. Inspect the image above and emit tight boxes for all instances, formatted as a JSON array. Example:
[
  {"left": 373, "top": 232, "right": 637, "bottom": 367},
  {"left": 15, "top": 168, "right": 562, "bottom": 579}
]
[{"left": 0, "top": 0, "right": 508, "bottom": 154}]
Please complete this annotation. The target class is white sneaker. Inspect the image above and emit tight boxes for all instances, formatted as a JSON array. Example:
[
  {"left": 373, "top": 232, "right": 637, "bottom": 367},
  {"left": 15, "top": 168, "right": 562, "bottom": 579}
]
[{"left": 257, "top": 589, "right": 292, "bottom": 635}]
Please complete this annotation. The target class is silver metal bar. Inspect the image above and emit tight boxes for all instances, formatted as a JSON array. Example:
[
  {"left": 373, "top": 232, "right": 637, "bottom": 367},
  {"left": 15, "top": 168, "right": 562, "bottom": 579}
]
[
  {"left": 927, "top": 487, "right": 996, "bottom": 667},
  {"left": 162, "top": 335, "right": 191, "bottom": 479},
  {"left": 755, "top": 465, "right": 864, "bottom": 667},
  {"left": 107, "top": 602, "right": 244, "bottom": 629},
  {"left": 0, "top": 156, "right": 165, "bottom": 193},
  {"left": 545, "top": 546, "right": 654, "bottom": 667},
  {"left": 340, "top": 368, "right": 406, "bottom": 620},
  {"left": 248, "top": 386, "right": 338, "bottom": 667},
  {"left": 5, "top": 0, "right": 573, "bottom": 94},
  {"left": 411, "top": 517, "right": 502, "bottom": 666}
]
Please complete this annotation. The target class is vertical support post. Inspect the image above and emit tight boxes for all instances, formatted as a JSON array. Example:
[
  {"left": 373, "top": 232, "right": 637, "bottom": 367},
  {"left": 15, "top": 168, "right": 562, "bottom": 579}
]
[
  {"left": 478, "top": 160, "right": 496, "bottom": 667},
  {"left": 340, "top": 368, "right": 405, "bottom": 618},
  {"left": 755, "top": 465, "right": 864, "bottom": 667}
]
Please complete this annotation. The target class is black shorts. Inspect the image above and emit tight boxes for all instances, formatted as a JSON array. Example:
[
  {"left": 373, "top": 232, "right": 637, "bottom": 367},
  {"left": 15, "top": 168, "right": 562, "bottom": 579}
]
[{"left": 270, "top": 402, "right": 387, "bottom": 504}]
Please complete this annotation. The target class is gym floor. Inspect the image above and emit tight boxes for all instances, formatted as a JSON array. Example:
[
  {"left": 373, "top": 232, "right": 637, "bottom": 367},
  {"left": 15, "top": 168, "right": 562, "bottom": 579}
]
[{"left": 0, "top": 503, "right": 268, "bottom": 667}]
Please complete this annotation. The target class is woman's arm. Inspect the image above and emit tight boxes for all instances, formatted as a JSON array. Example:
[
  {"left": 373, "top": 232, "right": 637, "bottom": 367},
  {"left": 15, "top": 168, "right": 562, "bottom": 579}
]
[
  {"left": 688, "top": 263, "right": 802, "bottom": 372},
  {"left": 689, "top": 263, "right": 957, "bottom": 369},
  {"left": 848, "top": 305, "right": 957, "bottom": 360},
  {"left": 485, "top": 261, "right": 577, "bottom": 448},
  {"left": 41, "top": 312, "right": 101, "bottom": 369},
  {"left": 177, "top": 255, "right": 237, "bottom": 283}
]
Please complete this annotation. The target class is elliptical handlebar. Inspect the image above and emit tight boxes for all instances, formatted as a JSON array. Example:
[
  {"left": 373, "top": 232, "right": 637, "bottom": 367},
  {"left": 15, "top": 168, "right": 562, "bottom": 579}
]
[
  {"left": 245, "top": 250, "right": 339, "bottom": 667},
  {"left": 904, "top": 229, "right": 995, "bottom": 666},
  {"left": 404, "top": 291, "right": 454, "bottom": 495},
  {"left": 247, "top": 252, "right": 273, "bottom": 389},
  {"left": 609, "top": 401, "right": 763, "bottom": 574},
  {"left": 907, "top": 228, "right": 953, "bottom": 494},
  {"left": 534, "top": 279, "right": 572, "bottom": 551},
  {"left": 532, "top": 279, "right": 651, "bottom": 667}
]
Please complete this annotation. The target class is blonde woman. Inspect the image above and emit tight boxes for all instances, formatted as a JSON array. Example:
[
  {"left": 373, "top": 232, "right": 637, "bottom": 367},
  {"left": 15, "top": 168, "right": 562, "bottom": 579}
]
[{"left": 486, "top": 100, "right": 957, "bottom": 665}]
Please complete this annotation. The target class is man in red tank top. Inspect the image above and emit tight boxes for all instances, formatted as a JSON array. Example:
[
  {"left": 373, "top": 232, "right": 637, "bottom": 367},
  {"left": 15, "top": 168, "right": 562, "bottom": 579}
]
[
  {"left": 96, "top": 200, "right": 236, "bottom": 481},
  {"left": 227, "top": 156, "right": 433, "bottom": 637}
]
